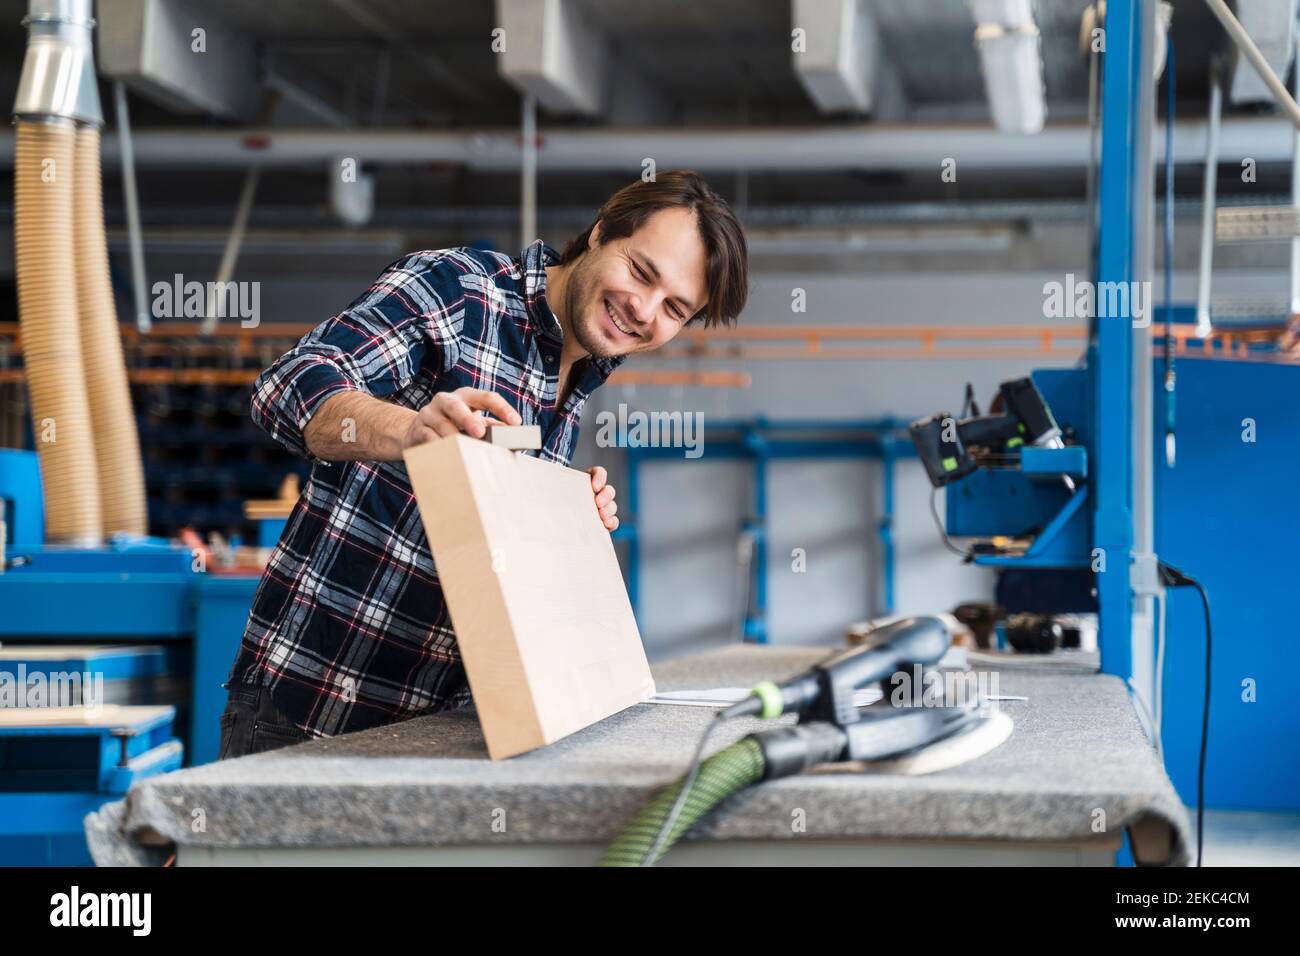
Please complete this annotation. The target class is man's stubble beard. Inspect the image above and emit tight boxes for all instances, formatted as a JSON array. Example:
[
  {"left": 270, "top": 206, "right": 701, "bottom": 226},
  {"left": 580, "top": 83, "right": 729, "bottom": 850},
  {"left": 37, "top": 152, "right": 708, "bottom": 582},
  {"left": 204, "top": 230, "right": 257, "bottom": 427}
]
[{"left": 561, "top": 251, "right": 622, "bottom": 360}]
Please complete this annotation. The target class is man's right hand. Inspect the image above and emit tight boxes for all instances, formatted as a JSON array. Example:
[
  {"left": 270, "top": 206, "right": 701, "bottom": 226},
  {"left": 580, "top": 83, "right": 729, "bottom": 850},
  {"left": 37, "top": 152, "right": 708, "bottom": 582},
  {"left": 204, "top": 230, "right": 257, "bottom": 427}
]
[
  {"left": 401, "top": 387, "right": 523, "bottom": 448},
  {"left": 304, "top": 388, "right": 523, "bottom": 462}
]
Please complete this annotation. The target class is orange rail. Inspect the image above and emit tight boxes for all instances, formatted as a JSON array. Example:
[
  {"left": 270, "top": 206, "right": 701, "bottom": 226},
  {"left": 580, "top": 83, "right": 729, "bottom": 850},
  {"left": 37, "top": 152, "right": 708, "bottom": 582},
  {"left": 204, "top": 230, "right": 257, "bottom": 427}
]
[
  {"left": 608, "top": 370, "right": 751, "bottom": 388},
  {"left": 3, "top": 321, "right": 1296, "bottom": 368},
  {"left": 0, "top": 363, "right": 750, "bottom": 389}
]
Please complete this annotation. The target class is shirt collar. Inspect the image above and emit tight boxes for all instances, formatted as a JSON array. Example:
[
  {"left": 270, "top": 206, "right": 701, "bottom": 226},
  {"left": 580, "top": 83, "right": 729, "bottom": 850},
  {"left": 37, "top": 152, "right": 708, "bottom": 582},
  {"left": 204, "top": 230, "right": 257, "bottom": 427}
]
[
  {"left": 520, "top": 239, "right": 626, "bottom": 382},
  {"left": 521, "top": 239, "right": 562, "bottom": 339}
]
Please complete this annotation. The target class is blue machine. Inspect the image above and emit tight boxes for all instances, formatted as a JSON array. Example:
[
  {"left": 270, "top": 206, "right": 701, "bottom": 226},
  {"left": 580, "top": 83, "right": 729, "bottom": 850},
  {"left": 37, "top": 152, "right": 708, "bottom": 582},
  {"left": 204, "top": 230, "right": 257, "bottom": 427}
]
[
  {"left": 0, "top": 539, "right": 256, "bottom": 771},
  {"left": 928, "top": 0, "right": 1299, "bottom": 814},
  {"left": 0, "top": 699, "right": 183, "bottom": 865},
  {"left": 0, "top": 448, "right": 259, "bottom": 863},
  {"left": 1154, "top": 356, "right": 1300, "bottom": 810},
  {"left": 919, "top": 0, "right": 1145, "bottom": 661}
]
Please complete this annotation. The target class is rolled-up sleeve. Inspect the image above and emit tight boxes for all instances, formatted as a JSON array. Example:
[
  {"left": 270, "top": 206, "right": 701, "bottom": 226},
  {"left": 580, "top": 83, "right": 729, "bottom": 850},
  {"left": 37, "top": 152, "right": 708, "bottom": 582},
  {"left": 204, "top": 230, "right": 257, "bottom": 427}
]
[{"left": 251, "top": 253, "right": 465, "bottom": 459}]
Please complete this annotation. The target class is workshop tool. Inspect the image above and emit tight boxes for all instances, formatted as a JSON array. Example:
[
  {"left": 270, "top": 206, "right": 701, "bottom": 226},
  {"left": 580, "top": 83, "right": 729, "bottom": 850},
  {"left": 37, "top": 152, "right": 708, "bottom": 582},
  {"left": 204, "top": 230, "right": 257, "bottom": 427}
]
[
  {"left": 909, "top": 377, "right": 1070, "bottom": 489},
  {"left": 846, "top": 611, "right": 971, "bottom": 650},
  {"left": 600, "top": 616, "right": 1012, "bottom": 866},
  {"left": 952, "top": 601, "right": 1003, "bottom": 649},
  {"left": 1004, "top": 612, "right": 1065, "bottom": 654}
]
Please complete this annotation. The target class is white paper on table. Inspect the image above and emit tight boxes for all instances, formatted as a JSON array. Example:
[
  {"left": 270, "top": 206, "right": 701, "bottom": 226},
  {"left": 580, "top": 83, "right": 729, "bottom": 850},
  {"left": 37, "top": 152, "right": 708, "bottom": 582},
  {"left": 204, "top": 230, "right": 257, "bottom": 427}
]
[
  {"left": 647, "top": 646, "right": 969, "bottom": 709},
  {"left": 649, "top": 686, "right": 884, "bottom": 708}
]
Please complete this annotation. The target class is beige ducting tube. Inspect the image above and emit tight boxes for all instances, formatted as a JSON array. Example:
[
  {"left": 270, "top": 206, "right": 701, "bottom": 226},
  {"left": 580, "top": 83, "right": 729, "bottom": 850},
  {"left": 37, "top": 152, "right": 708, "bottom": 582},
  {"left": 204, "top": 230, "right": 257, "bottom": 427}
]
[
  {"left": 14, "top": 119, "right": 102, "bottom": 544},
  {"left": 13, "top": 0, "right": 148, "bottom": 543},
  {"left": 74, "top": 124, "right": 148, "bottom": 535}
]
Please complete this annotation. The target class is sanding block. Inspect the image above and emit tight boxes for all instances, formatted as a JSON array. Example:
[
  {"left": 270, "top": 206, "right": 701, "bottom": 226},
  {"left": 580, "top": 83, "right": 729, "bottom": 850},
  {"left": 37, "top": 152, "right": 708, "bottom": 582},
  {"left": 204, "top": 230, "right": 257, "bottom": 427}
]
[{"left": 482, "top": 424, "right": 541, "bottom": 450}]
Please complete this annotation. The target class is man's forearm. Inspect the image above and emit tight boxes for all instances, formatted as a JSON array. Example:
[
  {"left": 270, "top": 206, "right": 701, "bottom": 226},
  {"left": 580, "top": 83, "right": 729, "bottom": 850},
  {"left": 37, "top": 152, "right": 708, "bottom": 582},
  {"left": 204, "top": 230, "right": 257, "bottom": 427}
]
[{"left": 303, "top": 392, "right": 417, "bottom": 462}]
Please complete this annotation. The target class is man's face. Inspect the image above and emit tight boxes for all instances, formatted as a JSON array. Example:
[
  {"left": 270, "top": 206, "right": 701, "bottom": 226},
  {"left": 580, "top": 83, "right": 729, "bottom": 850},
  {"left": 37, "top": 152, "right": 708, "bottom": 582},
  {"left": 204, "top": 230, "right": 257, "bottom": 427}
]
[{"left": 561, "top": 206, "right": 708, "bottom": 360}]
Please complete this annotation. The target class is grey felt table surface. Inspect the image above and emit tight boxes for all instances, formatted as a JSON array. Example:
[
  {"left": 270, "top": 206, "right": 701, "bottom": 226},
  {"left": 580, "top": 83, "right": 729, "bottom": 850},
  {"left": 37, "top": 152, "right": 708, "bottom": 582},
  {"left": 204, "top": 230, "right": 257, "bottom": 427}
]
[{"left": 86, "top": 645, "right": 1191, "bottom": 865}]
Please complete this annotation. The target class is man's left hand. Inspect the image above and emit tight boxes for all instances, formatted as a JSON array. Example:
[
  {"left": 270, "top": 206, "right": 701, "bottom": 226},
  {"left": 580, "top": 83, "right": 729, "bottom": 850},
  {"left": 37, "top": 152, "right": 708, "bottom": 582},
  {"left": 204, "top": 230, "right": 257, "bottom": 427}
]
[{"left": 588, "top": 466, "right": 619, "bottom": 532}]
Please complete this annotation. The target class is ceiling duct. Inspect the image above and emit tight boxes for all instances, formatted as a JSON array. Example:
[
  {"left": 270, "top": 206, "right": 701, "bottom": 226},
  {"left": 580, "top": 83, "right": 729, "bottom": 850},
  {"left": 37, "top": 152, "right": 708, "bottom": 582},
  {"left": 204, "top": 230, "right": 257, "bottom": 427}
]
[
  {"left": 97, "top": 0, "right": 260, "bottom": 119},
  {"left": 13, "top": 0, "right": 101, "bottom": 124},
  {"left": 1226, "top": 0, "right": 1298, "bottom": 105}
]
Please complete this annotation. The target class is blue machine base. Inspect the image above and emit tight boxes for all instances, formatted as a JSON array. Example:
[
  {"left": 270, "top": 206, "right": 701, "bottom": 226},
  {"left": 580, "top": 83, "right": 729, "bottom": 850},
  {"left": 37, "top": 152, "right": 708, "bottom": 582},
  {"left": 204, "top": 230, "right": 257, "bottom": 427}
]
[{"left": 1155, "top": 357, "right": 1300, "bottom": 811}]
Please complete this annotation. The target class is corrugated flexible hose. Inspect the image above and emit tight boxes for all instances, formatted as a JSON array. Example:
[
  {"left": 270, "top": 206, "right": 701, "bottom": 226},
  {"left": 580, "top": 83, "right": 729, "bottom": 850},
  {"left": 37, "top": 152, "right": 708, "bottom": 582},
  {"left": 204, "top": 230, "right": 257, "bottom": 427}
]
[
  {"left": 599, "top": 738, "right": 765, "bottom": 867},
  {"left": 14, "top": 119, "right": 102, "bottom": 544},
  {"left": 73, "top": 124, "right": 147, "bottom": 536}
]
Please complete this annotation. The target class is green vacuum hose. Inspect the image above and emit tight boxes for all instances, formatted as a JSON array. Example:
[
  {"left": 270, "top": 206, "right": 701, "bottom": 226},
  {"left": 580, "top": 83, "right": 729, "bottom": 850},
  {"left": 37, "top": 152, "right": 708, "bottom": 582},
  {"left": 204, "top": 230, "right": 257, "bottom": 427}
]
[{"left": 599, "top": 738, "right": 766, "bottom": 867}]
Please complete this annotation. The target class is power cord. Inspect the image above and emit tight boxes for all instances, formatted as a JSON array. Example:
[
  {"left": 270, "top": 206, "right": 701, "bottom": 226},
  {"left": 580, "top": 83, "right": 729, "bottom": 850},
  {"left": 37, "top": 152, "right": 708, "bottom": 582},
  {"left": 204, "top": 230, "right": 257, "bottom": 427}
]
[
  {"left": 642, "top": 713, "right": 728, "bottom": 866},
  {"left": 643, "top": 646, "right": 848, "bottom": 865},
  {"left": 930, "top": 487, "right": 972, "bottom": 560},
  {"left": 1158, "top": 559, "right": 1211, "bottom": 867},
  {"left": 1162, "top": 31, "right": 1178, "bottom": 468}
]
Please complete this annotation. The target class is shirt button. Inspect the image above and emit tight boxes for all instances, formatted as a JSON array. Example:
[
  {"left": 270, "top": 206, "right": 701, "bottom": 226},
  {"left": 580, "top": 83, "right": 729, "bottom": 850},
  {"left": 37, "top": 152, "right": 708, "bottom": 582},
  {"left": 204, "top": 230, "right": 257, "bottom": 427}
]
[{"left": 545, "top": 355, "right": 555, "bottom": 363}]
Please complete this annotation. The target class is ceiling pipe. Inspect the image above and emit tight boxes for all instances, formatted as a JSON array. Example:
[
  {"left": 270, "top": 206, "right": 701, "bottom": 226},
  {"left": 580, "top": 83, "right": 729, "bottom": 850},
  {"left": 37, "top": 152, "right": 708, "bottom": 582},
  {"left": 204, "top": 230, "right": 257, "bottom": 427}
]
[
  {"left": 1196, "top": 70, "right": 1223, "bottom": 338},
  {"left": 0, "top": 119, "right": 1294, "bottom": 172}
]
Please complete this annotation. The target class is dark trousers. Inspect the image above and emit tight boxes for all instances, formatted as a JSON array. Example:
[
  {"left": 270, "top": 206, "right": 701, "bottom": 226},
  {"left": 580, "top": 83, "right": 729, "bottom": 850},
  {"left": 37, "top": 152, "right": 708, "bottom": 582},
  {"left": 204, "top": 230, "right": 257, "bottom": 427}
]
[{"left": 217, "top": 684, "right": 316, "bottom": 760}]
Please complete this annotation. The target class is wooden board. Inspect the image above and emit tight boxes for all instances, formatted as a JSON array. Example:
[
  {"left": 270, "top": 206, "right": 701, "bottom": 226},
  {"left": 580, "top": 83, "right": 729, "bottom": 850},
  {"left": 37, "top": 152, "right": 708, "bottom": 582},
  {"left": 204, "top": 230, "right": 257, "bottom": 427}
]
[{"left": 404, "top": 435, "right": 655, "bottom": 759}]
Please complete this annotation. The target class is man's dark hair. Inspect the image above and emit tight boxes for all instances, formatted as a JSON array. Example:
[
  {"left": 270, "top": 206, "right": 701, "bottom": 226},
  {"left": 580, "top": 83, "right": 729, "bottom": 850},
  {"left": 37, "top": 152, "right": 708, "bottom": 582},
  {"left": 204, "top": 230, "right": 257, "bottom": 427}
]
[{"left": 558, "top": 170, "right": 748, "bottom": 328}]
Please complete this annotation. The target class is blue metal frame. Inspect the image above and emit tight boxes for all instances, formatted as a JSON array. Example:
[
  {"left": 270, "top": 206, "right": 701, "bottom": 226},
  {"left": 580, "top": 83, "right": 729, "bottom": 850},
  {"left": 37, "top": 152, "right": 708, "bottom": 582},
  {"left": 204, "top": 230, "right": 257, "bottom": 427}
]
[
  {"left": 973, "top": 487, "right": 1091, "bottom": 568},
  {"left": 942, "top": 0, "right": 1144, "bottom": 679},
  {"left": 0, "top": 448, "right": 43, "bottom": 546},
  {"left": 1092, "top": 0, "right": 1143, "bottom": 679},
  {"left": 614, "top": 418, "right": 914, "bottom": 643}
]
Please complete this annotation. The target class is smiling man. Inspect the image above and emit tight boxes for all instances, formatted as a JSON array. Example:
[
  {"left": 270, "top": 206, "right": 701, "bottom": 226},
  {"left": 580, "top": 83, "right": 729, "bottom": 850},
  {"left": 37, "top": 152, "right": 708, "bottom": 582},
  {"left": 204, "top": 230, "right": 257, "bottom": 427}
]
[{"left": 218, "top": 170, "right": 748, "bottom": 758}]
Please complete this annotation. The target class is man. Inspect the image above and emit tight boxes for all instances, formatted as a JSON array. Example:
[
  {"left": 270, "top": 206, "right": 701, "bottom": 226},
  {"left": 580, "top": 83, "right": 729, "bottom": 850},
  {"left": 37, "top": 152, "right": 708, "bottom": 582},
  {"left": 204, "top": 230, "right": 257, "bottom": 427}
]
[{"left": 218, "top": 170, "right": 749, "bottom": 759}]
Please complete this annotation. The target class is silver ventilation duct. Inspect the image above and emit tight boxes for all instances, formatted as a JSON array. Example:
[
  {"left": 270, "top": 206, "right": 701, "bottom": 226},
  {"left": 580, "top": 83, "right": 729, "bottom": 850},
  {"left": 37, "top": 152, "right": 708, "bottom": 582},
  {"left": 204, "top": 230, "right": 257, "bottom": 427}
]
[{"left": 14, "top": 0, "right": 102, "bottom": 125}]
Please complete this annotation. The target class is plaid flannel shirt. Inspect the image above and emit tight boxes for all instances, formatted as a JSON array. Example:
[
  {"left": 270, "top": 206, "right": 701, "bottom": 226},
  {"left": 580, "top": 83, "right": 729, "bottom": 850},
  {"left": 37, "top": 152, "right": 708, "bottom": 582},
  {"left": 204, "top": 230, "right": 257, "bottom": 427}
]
[{"left": 226, "top": 240, "right": 623, "bottom": 738}]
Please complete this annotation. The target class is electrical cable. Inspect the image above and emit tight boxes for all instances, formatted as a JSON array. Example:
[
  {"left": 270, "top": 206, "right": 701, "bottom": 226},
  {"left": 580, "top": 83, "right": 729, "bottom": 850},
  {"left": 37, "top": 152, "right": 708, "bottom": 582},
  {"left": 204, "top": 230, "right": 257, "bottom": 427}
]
[
  {"left": 1158, "top": 559, "right": 1211, "bottom": 867},
  {"left": 640, "top": 713, "right": 727, "bottom": 866},
  {"left": 600, "top": 733, "right": 766, "bottom": 867},
  {"left": 636, "top": 642, "right": 854, "bottom": 865},
  {"left": 1154, "top": 590, "right": 1166, "bottom": 757},
  {"left": 1163, "top": 31, "right": 1178, "bottom": 467},
  {"left": 960, "top": 382, "right": 976, "bottom": 419},
  {"left": 1189, "top": 577, "right": 1211, "bottom": 868},
  {"left": 930, "top": 487, "right": 971, "bottom": 559}
]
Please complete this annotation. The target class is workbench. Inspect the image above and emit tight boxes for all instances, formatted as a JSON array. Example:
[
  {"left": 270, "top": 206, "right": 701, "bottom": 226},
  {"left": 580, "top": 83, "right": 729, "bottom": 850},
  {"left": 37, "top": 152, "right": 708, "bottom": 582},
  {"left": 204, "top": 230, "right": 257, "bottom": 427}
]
[{"left": 85, "top": 645, "right": 1191, "bottom": 866}]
